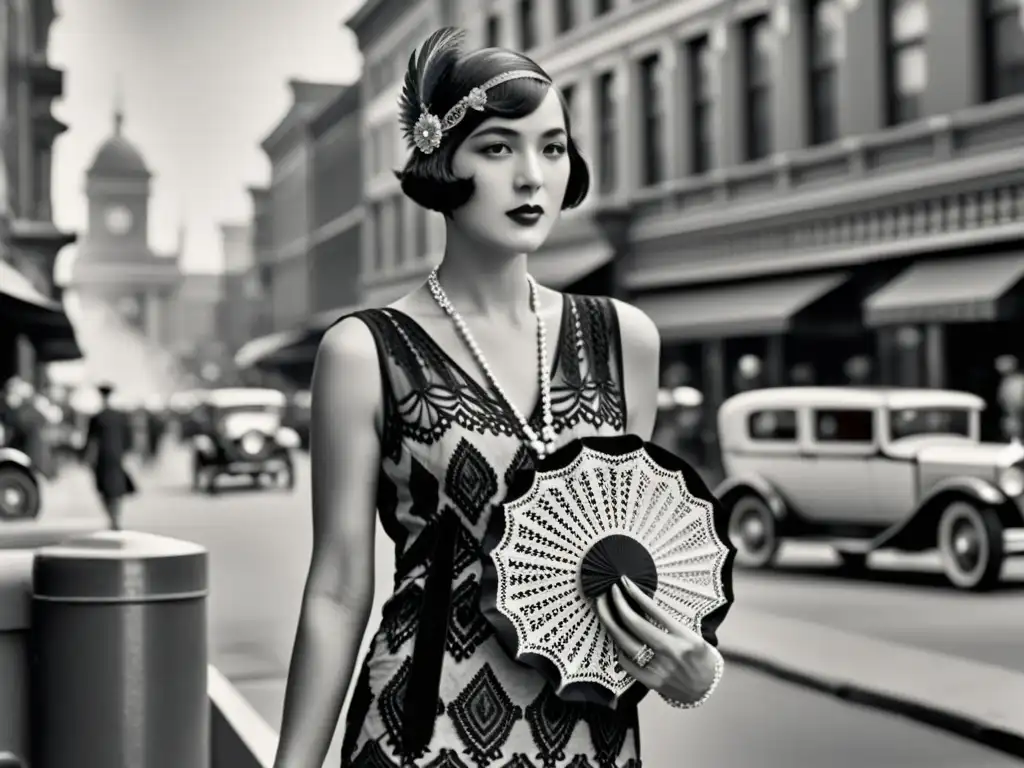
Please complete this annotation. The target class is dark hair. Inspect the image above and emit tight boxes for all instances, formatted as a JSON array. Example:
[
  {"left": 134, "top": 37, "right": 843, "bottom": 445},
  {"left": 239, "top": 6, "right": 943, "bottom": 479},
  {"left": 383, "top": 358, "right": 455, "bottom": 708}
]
[{"left": 394, "top": 46, "right": 590, "bottom": 216}]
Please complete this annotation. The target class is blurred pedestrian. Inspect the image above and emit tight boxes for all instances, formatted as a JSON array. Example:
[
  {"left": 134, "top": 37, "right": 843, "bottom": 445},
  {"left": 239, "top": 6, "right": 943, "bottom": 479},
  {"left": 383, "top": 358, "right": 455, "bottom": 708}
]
[
  {"left": 84, "top": 383, "right": 136, "bottom": 529},
  {"left": 996, "top": 355, "right": 1024, "bottom": 444},
  {"left": 145, "top": 405, "right": 166, "bottom": 464}
]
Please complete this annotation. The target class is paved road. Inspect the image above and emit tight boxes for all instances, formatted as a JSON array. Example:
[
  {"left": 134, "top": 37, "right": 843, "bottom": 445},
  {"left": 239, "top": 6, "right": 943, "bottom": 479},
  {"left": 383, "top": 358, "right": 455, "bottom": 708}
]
[{"left": 99, "top": 446, "right": 1024, "bottom": 766}]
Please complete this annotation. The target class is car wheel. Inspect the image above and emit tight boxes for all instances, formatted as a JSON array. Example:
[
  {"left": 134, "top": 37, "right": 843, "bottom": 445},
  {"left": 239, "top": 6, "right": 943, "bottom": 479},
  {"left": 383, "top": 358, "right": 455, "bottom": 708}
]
[
  {"left": 206, "top": 473, "right": 219, "bottom": 495},
  {"left": 0, "top": 466, "right": 40, "bottom": 520},
  {"left": 937, "top": 501, "right": 1004, "bottom": 591},
  {"left": 727, "top": 494, "right": 779, "bottom": 568}
]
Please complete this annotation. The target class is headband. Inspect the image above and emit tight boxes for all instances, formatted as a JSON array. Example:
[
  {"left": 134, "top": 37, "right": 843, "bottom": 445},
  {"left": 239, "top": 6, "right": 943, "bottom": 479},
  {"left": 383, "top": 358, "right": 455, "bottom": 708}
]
[{"left": 411, "top": 70, "right": 550, "bottom": 155}]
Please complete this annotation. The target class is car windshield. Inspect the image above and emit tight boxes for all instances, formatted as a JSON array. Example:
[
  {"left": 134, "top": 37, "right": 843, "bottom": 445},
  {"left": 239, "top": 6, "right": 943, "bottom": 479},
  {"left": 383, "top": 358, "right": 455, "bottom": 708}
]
[{"left": 888, "top": 407, "right": 971, "bottom": 440}]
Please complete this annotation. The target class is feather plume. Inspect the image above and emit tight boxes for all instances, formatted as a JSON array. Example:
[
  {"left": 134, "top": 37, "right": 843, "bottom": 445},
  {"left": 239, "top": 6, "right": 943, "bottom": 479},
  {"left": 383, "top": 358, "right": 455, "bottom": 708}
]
[{"left": 397, "top": 27, "right": 466, "bottom": 142}]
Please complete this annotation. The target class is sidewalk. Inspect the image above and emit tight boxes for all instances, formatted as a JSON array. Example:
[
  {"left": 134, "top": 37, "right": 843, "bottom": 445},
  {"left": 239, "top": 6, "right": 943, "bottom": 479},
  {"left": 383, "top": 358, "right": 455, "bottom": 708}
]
[{"left": 717, "top": 608, "right": 1024, "bottom": 758}]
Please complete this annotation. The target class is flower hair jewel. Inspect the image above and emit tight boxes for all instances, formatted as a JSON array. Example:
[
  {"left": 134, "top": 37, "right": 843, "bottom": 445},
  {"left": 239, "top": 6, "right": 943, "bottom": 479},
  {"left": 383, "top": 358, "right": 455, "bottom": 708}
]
[{"left": 411, "top": 70, "right": 550, "bottom": 155}]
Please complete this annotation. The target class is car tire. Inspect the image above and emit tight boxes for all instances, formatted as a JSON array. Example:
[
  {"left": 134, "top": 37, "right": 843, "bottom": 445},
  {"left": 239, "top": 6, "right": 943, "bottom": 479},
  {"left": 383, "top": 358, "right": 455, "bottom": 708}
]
[
  {"left": 0, "top": 466, "right": 41, "bottom": 520},
  {"left": 937, "top": 500, "right": 1004, "bottom": 591},
  {"left": 727, "top": 494, "right": 780, "bottom": 569},
  {"left": 206, "top": 473, "right": 219, "bottom": 496}
]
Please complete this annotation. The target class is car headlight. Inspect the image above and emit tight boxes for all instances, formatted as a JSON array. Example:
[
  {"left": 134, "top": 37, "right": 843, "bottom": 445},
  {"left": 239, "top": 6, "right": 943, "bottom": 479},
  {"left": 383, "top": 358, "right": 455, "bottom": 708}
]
[
  {"left": 240, "top": 433, "right": 265, "bottom": 454},
  {"left": 999, "top": 465, "right": 1024, "bottom": 497},
  {"left": 276, "top": 427, "right": 300, "bottom": 448}
]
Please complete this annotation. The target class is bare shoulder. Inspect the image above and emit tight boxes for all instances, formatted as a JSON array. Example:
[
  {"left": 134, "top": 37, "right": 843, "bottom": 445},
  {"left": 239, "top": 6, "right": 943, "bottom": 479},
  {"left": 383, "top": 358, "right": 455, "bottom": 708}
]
[
  {"left": 316, "top": 315, "right": 379, "bottom": 368},
  {"left": 312, "top": 315, "right": 383, "bottom": 422},
  {"left": 608, "top": 297, "right": 660, "bottom": 357}
]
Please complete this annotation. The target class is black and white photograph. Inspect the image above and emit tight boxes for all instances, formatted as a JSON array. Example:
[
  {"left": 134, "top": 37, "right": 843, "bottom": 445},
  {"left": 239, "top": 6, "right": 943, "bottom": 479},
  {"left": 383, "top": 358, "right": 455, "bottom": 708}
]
[{"left": 1, "top": 0, "right": 1023, "bottom": 766}]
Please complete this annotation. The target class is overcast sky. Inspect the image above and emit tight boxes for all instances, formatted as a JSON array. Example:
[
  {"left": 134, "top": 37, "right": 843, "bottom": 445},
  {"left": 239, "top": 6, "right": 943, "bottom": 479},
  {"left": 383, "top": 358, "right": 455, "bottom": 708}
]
[{"left": 49, "top": 0, "right": 364, "bottom": 276}]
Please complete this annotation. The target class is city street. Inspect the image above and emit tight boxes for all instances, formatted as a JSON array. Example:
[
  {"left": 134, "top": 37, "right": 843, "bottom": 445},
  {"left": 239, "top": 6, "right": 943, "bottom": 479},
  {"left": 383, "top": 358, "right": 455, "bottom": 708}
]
[{"left": 62, "top": 443, "right": 1019, "bottom": 767}]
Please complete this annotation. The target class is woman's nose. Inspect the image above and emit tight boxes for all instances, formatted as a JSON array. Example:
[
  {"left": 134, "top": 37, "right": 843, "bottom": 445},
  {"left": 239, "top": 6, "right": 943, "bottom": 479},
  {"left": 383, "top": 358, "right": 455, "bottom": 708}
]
[{"left": 514, "top": 149, "right": 543, "bottom": 190}]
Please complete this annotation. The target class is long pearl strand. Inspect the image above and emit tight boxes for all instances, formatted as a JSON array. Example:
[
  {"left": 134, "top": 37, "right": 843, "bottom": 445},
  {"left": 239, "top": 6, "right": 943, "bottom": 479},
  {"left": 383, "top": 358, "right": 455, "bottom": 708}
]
[{"left": 427, "top": 267, "right": 556, "bottom": 458}]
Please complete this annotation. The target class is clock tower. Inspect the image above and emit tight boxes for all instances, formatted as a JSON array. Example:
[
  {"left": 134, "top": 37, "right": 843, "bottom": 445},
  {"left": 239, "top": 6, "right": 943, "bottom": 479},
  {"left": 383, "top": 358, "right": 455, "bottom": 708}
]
[{"left": 68, "top": 101, "right": 180, "bottom": 345}]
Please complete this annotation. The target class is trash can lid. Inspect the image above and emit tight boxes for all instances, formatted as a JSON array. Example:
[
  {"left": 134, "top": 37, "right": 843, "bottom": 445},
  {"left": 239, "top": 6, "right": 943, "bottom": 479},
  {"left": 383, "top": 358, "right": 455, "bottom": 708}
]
[{"left": 32, "top": 531, "right": 208, "bottom": 602}]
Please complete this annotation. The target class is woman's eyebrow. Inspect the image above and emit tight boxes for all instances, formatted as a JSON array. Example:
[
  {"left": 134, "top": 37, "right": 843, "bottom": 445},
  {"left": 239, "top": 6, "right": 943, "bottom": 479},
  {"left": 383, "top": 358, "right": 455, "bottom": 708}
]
[{"left": 471, "top": 126, "right": 567, "bottom": 139}]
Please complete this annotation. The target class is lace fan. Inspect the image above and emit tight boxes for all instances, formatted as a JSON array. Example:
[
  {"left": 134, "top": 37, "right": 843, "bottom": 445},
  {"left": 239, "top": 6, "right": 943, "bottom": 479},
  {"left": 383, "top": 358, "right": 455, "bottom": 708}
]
[{"left": 480, "top": 435, "right": 736, "bottom": 707}]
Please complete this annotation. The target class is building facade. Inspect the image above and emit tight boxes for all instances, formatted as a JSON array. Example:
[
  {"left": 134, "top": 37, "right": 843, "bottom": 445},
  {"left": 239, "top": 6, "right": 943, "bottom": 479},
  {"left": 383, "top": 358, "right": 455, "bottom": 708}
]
[
  {"left": 173, "top": 271, "right": 228, "bottom": 383},
  {"left": 260, "top": 79, "right": 346, "bottom": 333},
  {"left": 235, "top": 82, "right": 364, "bottom": 383},
  {"left": 68, "top": 106, "right": 181, "bottom": 349},
  {"left": 0, "top": 0, "right": 79, "bottom": 385},
  {"left": 217, "top": 221, "right": 258, "bottom": 359}
]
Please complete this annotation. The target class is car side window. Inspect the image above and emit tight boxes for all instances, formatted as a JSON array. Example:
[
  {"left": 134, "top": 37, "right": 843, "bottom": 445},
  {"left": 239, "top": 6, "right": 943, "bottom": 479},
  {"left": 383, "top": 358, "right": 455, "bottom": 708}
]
[
  {"left": 813, "top": 408, "right": 874, "bottom": 443},
  {"left": 747, "top": 409, "right": 798, "bottom": 441}
]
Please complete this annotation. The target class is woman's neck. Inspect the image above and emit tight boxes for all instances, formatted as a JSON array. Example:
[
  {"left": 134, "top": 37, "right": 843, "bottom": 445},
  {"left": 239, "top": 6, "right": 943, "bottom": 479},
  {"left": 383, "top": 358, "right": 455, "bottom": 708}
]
[{"left": 433, "top": 222, "right": 532, "bottom": 323}]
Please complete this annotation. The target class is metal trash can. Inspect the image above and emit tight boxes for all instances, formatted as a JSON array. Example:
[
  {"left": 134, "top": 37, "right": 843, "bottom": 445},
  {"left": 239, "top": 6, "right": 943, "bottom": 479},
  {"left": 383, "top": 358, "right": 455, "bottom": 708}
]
[{"left": 30, "top": 531, "right": 209, "bottom": 768}]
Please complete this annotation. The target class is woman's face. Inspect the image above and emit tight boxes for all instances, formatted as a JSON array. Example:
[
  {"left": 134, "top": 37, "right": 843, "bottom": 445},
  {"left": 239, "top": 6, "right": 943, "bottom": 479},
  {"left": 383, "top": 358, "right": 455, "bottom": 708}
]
[{"left": 449, "top": 87, "right": 570, "bottom": 255}]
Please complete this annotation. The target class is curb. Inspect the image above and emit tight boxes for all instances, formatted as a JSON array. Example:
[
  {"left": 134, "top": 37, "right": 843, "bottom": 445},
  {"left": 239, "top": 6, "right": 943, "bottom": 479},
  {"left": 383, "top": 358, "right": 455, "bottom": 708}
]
[{"left": 719, "top": 647, "right": 1024, "bottom": 760}]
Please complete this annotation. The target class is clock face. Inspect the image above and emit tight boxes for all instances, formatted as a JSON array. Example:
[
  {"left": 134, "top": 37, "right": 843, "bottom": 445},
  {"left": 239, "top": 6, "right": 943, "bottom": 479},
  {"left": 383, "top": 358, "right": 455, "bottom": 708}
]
[{"left": 104, "top": 205, "right": 133, "bottom": 235}]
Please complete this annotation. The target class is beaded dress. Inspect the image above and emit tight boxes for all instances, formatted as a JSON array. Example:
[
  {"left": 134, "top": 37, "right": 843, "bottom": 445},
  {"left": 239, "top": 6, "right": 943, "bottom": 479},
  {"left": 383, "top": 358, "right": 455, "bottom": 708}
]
[{"left": 336, "top": 294, "right": 644, "bottom": 768}]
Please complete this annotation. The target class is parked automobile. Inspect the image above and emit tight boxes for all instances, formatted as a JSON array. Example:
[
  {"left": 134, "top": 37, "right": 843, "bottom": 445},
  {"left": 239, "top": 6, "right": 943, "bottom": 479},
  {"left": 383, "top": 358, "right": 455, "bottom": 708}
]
[
  {"left": 190, "top": 388, "right": 300, "bottom": 494},
  {"left": 0, "top": 445, "right": 40, "bottom": 520},
  {"left": 715, "top": 387, "right": 1024, "bottom": 591}
]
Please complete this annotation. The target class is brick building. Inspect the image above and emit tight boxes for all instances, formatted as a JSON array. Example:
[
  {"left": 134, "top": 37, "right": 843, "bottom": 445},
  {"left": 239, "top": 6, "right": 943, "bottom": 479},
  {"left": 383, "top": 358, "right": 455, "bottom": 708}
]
[
  {"left": 0, "top": 0, "right": 79, "bottom": 386},
  {"left": 235, "top": 81, "right": 363, "bottom": 384}
]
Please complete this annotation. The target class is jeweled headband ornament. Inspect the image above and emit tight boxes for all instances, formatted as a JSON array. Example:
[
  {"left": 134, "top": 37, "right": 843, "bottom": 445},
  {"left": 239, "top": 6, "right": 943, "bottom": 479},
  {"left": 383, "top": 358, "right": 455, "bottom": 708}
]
[{"left": 397, "top": 27, "right": 551, "bottom": 155}]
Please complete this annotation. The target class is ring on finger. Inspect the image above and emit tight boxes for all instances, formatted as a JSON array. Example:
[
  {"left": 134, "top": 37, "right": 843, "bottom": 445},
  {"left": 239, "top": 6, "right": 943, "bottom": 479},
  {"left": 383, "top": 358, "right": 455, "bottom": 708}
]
[{"left": 632, "top": 644, "right": 655, "bottom": 668}]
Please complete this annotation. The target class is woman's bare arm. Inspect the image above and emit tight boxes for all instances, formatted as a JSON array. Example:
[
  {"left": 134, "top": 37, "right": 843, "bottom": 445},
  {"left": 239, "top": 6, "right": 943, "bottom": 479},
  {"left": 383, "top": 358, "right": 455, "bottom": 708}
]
[{"left": 273, "top": 318, "right": 383, "bottom": 768}]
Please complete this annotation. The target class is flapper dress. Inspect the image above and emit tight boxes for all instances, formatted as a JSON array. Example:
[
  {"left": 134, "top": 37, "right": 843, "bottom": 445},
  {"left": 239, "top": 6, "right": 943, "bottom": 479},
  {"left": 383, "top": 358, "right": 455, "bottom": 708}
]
[{"left": 338, "top": 294, "right": 643, "bottom": 767}]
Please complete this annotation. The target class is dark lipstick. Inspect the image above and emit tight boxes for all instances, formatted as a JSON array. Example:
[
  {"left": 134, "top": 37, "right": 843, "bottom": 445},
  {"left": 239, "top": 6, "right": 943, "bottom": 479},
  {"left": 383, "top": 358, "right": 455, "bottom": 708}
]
[{"left": 505, "top": 204, "right": 544, "bottom": 226}]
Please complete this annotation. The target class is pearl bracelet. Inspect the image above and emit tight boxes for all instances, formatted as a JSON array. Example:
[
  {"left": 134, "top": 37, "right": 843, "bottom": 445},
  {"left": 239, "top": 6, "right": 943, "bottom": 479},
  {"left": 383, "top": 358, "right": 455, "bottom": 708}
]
[{"left": 660, "top": 645, "right": 725, "bottom": 710}]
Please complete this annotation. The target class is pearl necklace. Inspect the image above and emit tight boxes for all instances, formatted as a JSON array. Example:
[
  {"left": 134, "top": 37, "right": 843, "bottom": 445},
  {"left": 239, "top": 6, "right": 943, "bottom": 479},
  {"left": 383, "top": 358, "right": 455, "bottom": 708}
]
[{"left": 427, "top": 266, "right": 556, "bottom": 458}]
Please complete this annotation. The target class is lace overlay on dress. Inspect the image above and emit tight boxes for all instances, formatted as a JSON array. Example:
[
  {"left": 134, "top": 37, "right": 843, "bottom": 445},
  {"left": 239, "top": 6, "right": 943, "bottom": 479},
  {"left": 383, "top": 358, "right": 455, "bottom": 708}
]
[{"left": 335, "top": 294, "right": 641, "bottom": 768}]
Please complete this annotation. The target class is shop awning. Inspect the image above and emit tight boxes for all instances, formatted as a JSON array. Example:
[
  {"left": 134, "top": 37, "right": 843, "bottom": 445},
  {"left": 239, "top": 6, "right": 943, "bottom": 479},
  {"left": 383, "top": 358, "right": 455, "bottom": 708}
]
[
  {"left": 528, "top": 242, "right": 614, "bottom": 289},
  {"left": 863, "top": 252, "right": 1024, "bottom": 326},
  {"left": 635, "top": 272, "right": 849, "bottom": 341},
  {"left": 0, "top": 259, "right": 82, "bottom": 359},
  {"left": 234, "top": 329, "right": 310, "bottom": 369},
  {"left": 1, "top": 258, "right": 62, "bottom": 312}
]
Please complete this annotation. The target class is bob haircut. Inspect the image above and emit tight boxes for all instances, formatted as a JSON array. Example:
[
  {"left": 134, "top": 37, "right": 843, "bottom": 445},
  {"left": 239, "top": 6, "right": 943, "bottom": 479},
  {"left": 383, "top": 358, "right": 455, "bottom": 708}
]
[{"left": 394, "top": 46, "right": 590, "bottom": 216}]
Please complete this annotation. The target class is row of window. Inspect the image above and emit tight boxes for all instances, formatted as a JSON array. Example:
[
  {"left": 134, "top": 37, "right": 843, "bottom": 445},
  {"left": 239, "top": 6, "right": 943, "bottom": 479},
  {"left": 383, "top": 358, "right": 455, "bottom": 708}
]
[
  {"left": 748, "top": 407, "right": 970, "bottom": 444},
  {"left": 368, "top": 192, "right": 433, "bottom": 272},
  {"left": 484, "top": 0, "right": 616, "bottom": 50},
  {"left": 581, "top": 0, "right": 1024, "bottom": 192}
]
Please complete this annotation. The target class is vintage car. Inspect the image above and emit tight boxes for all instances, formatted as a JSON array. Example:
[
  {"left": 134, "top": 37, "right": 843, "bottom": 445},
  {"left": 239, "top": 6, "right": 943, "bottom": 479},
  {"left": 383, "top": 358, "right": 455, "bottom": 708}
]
[
  {"left": 190, "top": 388, "right": 300, "bottom": 494},
  {"left": 715, "top": 387, "right": 1024, "bottom": 591},
  {"left": 0, "top": 445, "right": 40, "bottom": 520}
]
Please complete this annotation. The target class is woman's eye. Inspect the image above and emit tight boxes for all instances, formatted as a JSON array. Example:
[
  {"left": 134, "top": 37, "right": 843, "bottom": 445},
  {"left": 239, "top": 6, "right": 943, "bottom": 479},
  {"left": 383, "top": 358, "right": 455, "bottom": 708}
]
[
  {"left": 482, "top": 143, "right": 512, "bottom": 156},
  {"left": 545, "top": 143, "right": 567, "bottom": 157}
]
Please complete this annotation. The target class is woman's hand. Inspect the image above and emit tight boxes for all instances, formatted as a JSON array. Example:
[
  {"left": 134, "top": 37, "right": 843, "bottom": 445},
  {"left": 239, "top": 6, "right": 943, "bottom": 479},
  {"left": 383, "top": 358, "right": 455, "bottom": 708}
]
[{"left": 595, "top": 576, "right": 720, "bottom": 706}]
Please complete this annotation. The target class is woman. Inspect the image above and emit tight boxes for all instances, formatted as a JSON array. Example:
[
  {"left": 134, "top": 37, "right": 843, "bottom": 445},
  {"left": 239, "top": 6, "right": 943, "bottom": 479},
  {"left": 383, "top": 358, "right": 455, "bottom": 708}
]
[{"left": 274, "top": 29, "right": 723, "bottom": 768}]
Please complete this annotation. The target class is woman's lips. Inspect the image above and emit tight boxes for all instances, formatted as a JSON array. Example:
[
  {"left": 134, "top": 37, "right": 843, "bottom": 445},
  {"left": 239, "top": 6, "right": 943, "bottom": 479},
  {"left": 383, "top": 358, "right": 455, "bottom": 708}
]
[{"left": 506, "top": 207, "right": 544, "bottom": 226}]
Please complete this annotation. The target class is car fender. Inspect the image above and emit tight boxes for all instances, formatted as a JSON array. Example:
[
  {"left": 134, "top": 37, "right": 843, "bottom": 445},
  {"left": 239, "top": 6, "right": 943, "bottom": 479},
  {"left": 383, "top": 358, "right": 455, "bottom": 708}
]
[
  {"left": 0, "top": 447, "right": 34, "bottom": 474},
  {"left": 879, "top": 475, "right": 1022, "bottom": 550},
  {"left": 713, "top": 474, "right": 788, "bottom": 520}
]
